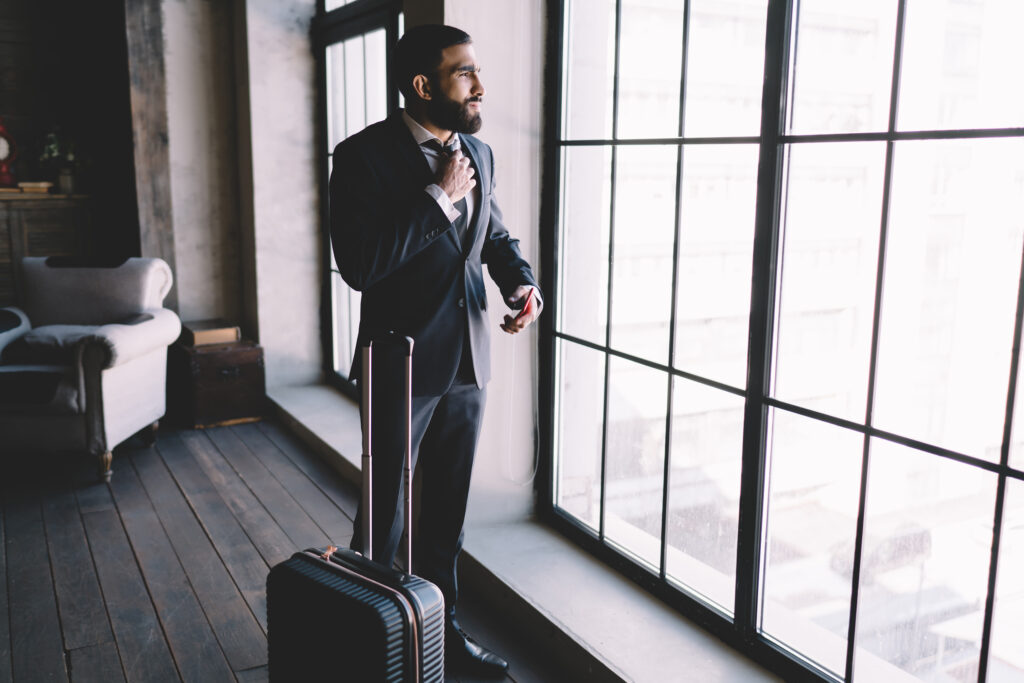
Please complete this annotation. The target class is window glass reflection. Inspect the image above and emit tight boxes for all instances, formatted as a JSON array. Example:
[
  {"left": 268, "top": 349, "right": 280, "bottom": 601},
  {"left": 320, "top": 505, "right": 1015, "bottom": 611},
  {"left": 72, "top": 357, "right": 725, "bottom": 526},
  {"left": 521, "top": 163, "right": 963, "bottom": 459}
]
[
  {"left": 873, "top": 138, "right": 1024, "bottom": 459},
  {"left": 898, "top": 0, "right": 1024, "bottom": 131},
  {"left": 761, "top": 410, "right": 863, "bottom": 676},
  {"left": 854, "top": 440, "right": 995, "bottom": 681},
  {"left": 555, "top": 340, "right": 607, "bottom": 532}
]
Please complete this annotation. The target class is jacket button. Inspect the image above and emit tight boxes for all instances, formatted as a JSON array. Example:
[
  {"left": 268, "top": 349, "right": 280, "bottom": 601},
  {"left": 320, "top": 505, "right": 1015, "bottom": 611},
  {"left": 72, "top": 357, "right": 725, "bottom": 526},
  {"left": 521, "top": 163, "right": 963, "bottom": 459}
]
[{"left": 458, "top": 298, "right": 466, "bottom": 308}]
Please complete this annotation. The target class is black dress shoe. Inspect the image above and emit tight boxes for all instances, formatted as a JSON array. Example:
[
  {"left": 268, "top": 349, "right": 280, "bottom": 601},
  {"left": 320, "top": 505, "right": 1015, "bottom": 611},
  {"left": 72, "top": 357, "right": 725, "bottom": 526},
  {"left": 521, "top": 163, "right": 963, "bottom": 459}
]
[{"left": 445, "top": 617, "right": 509, "bottom": 678}]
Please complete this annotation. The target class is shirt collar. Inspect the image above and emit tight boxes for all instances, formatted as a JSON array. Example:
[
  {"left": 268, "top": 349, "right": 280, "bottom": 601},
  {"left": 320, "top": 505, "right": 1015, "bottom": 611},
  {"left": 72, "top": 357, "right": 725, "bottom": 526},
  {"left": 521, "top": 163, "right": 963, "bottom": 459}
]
[{"left": 402, "top": 109, "right": 460, "bottom": 151}]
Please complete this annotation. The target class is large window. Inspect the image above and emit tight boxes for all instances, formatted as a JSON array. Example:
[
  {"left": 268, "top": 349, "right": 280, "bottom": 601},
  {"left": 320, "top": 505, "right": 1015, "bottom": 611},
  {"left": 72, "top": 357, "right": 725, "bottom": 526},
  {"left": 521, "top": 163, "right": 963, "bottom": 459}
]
[
  {"left": 544, "top": 0, "right": 1024, "bottom": 680},
  {"left": 315, "top": 0, "right": 402, "bottom": 392}
]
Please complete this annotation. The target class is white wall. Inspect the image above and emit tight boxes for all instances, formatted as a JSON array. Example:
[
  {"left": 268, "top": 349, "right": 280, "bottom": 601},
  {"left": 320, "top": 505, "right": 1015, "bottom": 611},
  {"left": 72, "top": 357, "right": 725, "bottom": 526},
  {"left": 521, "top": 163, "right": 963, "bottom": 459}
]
[
  {"left": 442, "top": 0, "right": 547, "bottom": 524},
  {"left": 241, "top": 0, "right": 322, "bottom": 388},
  {"left": 163, "top": 0, "right": 242, "bottom": 324}
]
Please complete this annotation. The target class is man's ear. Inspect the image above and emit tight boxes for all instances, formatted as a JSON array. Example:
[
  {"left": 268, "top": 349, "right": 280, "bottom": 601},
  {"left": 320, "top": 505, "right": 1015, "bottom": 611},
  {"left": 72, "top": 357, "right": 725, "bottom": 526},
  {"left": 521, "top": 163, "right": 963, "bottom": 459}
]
[{"left": 412, "top": 74, "right": 432, "bottom": 101}]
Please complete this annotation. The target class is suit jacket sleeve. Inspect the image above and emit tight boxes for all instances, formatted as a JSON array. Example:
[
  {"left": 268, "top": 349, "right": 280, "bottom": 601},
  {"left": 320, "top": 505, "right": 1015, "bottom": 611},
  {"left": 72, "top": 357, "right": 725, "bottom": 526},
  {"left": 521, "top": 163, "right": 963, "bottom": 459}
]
[
  {"left": 330, "top": 138, "right": 453, "bottom": 292},
  {"left": 479, "top": 147, "right": 541, "bottom": 302}
]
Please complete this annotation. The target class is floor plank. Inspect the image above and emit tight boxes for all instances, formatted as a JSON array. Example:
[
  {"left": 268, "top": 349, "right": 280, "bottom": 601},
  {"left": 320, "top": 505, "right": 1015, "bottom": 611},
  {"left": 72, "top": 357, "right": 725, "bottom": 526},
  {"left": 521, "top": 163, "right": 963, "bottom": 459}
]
[
  {"left": 156, "top": 434, "right": 271, "bottom": 632},
  {"left": 41, "top": 481, "right": 113, "bottom": 651},
  {"left": 68, "top": 643, "right": 125, "bottom": 683},
  {"left": 234, "top": 665, "right": 268, "bottom": 683},
  {"left": 231, "top": 423, "right": 353, "bottom": 546},
  {"left": 178, "top": 430, "right": 296, "bottom": 567},
  {"left": 78, "top": 486, "right": 180, "bottom": 683},
  {"left": 131, "top": 446, "right": 266, "bottom": 672},
  {"left": 0, "top": 490, "right": 12, "bottom": 683},
  {"left": 204, "top": 427, "right": 330, "bottom": 550},
  {"left": 110, "top": 455, "right": 237, "bottom": 683},
  {"left": 256, "top": 421, "right": 359, "bottom": 519},
  {"left": 4, "top": 480, "right": 68, "bottom": 682}
]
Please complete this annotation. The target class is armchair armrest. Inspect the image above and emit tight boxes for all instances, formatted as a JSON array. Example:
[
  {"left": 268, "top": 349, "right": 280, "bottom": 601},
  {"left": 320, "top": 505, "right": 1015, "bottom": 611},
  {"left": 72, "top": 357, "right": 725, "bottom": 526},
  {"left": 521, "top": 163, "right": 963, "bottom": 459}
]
[
  {"left": 0, "top": 307, "right": 31, "bottom": 358},
  {"left": 87, "top": 308, "right": 182, "bottom": 369}
]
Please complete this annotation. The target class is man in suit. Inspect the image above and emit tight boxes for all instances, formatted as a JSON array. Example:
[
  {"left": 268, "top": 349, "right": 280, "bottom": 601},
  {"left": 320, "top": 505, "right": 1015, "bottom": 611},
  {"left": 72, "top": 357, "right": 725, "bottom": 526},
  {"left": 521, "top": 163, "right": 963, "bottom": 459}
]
[{"left": 329, "top": 24, "right": 541, "bottom": 676}]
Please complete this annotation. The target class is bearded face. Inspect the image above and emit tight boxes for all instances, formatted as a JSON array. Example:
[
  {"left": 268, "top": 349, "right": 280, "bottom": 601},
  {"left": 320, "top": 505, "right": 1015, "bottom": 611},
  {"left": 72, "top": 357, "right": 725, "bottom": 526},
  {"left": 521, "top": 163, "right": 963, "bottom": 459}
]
[{"left": 427, "top": 86, "right": 482, "bottom": 135}]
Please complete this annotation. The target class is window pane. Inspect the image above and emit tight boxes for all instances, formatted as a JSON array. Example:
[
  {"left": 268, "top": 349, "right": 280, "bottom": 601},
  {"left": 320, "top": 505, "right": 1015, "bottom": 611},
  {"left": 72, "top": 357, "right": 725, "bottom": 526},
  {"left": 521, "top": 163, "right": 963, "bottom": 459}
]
[
  {"left": 988, "top": 479, "right": 1024, "bottom": 681},
  {"left": 853, "top": 440, "right": 996, "bottom": 682},
  {"left": 326, "top": 40, "right": 346, "bottom": 148},
  {"left": 562, "top": 0, "right": 616, "bottom": 140},
  {"left": 325, "top": 0, "right": 352, "bottom": 11},
  {"left": 873, "top": 139, "right": 1024, "bottom": 459},
  {"left": 364, "top": 28, "right": 388, "bottom": 127},
  {"left": 617, "top": 0, "right": 685, "bottom": 139},
  {"left": 760, "top": 410, "right": 863, "bottom": 676},
  {"left": 344, "top": 37, "right": 366, "bottom": 136},
  {"left": 773, "top": 142, "right": 887, "bottom": 421},
  {"left": 610, "top": 145, "right": 677, "bottom": 364},
  {"left": 787, "top": 0, "right": 898, "bottom": 135},
  {"left": 558, "top": 146, "right": 612, "bottom": 346},
  {"left": 605, "top": 356, "right": 668, "bottom": 569},
  {"left": 898, "top": 0, "right": 1024, "bottom": 131},
  {"left": 327, "top": 34, "right": 379, "bottom": 148},
  {"left": 555, "top": 340, "right": 607, "bottom": 532},
  {"left": 331, "top": 271, "right": 360, "bottom": 377},
  {"left": 665, "top": 378, "right": 743, "bottom": 613},
  {"left": 684, "top": 0, "right": 768, "bottom": 137},
  {"left": 673, "top": 144, "right": 758, "bottom": 388}
]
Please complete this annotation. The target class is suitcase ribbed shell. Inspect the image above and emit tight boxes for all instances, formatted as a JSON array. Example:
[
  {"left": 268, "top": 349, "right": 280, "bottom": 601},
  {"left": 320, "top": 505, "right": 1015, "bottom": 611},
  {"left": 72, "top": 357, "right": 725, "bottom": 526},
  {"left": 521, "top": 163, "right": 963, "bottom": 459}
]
[{"left": 267, "top": 549, "right": 444, "bottom": 682}]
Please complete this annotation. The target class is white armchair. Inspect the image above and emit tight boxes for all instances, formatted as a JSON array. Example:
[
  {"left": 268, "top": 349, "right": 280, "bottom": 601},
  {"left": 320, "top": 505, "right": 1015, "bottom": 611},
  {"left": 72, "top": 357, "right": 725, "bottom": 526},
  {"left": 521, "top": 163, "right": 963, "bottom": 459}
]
[{"left": 0, "top": 257, "right": 181, "bottom": 480}]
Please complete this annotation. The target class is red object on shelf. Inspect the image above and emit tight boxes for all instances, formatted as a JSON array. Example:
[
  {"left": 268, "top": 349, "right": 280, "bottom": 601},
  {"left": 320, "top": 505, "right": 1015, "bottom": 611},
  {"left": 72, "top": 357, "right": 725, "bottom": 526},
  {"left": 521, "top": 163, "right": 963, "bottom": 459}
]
[{"left": 0, "top": 117, "right": 17, "bottom": 188}]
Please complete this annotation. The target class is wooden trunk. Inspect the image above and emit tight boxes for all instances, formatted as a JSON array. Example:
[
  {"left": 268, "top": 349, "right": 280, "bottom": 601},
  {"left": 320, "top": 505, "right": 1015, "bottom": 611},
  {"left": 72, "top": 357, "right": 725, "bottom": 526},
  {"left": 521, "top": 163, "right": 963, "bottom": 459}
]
[{"left": 167, "top": 340, "right": 266, "bottom": 428}]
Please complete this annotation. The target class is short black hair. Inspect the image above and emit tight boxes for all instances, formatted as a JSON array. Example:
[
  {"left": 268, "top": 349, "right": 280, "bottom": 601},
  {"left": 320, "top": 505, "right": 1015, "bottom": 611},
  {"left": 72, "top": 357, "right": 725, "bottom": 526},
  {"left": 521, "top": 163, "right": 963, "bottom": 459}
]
[{"left": 394, "top": 24, "right": 472, "bottom": 100}]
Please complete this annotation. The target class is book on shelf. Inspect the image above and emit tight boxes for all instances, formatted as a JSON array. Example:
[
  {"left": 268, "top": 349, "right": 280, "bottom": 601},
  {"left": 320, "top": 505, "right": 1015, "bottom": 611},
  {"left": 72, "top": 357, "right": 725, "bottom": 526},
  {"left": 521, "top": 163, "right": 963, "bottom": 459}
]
[
  {"left": 180, "top": 318, "right": 242, "bottom": 346},
  {"left": 17, "top": 181, "right": 53, "bottom": 193}
]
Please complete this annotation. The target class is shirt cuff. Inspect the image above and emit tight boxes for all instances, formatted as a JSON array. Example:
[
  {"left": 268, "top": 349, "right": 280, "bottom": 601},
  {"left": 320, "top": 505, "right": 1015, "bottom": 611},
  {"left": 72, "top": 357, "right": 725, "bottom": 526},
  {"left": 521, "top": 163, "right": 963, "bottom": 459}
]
[{"left": 424, "top": 185, "right": 461, "bottom": 223}]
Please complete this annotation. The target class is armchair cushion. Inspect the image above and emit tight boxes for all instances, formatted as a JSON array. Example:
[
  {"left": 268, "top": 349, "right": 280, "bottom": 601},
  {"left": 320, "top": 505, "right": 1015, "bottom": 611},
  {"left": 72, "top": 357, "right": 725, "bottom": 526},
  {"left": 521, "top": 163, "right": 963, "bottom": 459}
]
[
  {"left": 0, "top": 309, "right": 179, "bottom": 369},
  {"left": 3, "top": 325, "right": 97, "bottom": 365},
  {"left": 21, "top": 257, "right": 174, "bottom": 327}
]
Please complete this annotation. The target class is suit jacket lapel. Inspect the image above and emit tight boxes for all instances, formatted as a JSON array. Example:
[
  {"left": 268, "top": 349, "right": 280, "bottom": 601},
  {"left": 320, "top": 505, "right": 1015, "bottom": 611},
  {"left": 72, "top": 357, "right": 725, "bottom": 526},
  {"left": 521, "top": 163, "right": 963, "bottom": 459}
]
[{"left": 460, "top": 135, "right": 487, "bottom": 251}]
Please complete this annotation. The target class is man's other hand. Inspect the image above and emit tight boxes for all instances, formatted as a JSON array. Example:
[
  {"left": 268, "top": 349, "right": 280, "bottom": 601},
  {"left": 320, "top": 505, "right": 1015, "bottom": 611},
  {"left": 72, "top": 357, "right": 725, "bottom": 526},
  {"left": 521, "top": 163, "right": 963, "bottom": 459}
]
[
  {"left": 437, "top": 150, "right": 476, "bottom": 204},
  {"left": 500, "top": 285, "right": 542, "bottom": 334}
]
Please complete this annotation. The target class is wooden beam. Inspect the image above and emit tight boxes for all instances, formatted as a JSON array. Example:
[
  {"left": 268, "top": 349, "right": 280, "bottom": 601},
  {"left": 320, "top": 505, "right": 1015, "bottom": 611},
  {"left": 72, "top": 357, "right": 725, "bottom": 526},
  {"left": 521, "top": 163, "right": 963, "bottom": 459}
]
[{"left": 124, "top": 0, "right": 177, "bottom": 310}]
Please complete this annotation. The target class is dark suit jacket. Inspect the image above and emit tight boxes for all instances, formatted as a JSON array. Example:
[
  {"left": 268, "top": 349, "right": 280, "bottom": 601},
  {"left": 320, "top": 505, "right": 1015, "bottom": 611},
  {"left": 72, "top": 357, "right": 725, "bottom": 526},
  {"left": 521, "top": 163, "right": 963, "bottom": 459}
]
[{"left": 329, "top": 111, "right": 539, "bottom": 396}]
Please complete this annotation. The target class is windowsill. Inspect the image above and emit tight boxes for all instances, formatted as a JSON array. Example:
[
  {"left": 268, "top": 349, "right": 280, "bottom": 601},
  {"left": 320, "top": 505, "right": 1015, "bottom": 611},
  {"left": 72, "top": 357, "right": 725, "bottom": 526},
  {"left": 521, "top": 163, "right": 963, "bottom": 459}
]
[{"left": 268, "top": 383, "right": 782, "bottom": 682}]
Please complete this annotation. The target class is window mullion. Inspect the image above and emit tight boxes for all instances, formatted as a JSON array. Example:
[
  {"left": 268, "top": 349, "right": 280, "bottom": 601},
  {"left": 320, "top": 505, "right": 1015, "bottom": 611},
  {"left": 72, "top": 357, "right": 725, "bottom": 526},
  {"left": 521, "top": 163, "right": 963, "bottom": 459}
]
[
  {"left": 598, "top": 0, "right": 624, "bottom": 542},
  {"left": 659, "top": 0, "right": 691, "bottom": 580},
  {"left": 843, "top": 0, "right": 907, "bottom": 678},
  {"left": 734, "top": 0, "right": 793, "bottom": 636},
  {"left": 977, "top": 212, "right": 1024, "bottom": 683}
]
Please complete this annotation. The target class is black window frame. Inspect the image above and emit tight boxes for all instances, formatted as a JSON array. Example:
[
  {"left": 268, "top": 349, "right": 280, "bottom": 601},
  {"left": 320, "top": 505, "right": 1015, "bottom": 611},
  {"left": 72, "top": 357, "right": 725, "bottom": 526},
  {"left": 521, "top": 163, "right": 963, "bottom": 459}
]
[{"left": 537, "top": 0, "right": 1024, "bottom": 681}]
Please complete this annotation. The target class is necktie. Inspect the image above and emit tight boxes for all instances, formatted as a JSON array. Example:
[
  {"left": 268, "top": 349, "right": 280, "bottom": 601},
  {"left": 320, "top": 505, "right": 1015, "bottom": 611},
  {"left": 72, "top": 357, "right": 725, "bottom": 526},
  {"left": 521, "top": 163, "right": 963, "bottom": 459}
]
[{"left": 422, "top": 140, "right": 470, "bottom": 249}]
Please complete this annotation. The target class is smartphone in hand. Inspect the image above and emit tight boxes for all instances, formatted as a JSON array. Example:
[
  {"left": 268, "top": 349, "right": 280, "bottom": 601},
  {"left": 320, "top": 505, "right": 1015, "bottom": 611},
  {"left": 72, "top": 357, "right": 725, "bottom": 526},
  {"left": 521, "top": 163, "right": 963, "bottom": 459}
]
[{"left": 514, "top": 288, "right": 536, "bottom": 322}]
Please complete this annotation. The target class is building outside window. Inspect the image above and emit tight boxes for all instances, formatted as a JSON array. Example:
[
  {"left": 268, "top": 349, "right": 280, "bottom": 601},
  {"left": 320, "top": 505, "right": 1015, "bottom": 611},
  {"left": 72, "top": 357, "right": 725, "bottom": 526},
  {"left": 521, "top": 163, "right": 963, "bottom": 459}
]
[{"left": 545, "top": 0, "right": 1024, "bottom": 680}]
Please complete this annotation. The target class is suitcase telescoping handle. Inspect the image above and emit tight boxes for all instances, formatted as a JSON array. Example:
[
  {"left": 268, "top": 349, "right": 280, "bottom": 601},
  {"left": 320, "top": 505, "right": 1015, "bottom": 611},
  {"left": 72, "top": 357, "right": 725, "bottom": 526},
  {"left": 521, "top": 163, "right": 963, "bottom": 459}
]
[{"left": 360, "top": 334, "right": 415, "bottom": 575}]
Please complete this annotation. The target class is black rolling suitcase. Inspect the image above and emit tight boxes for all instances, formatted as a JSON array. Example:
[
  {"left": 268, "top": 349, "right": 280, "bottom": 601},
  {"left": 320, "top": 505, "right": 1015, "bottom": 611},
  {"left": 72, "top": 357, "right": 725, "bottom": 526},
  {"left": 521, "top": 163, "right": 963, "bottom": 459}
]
[{"left": 267, "top": 336, "right": 445, "bottom": 681}]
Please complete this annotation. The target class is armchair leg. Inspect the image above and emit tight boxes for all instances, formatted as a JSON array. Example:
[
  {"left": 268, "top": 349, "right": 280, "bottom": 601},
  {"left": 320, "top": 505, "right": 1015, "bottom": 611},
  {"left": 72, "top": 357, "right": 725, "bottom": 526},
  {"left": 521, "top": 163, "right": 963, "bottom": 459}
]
[
  {"left": 141, "top": 421, "right": 160, "bottom": 446},
  {"left": 98, "top": 451, "right": 113, "bottom": 483}
]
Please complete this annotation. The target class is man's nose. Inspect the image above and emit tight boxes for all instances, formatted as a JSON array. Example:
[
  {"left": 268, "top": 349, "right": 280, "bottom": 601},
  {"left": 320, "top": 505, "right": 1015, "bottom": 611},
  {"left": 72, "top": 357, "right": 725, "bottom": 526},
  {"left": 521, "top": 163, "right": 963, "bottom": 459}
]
[{"left": 473, "top": 76, "right": 485, "bottom": 97}]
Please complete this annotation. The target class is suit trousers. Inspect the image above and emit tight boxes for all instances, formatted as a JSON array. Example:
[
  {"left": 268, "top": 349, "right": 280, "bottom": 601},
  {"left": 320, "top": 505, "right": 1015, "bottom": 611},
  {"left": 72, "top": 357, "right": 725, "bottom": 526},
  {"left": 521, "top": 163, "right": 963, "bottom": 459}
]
[{"left": 350, "top": 343, "right": 485, "bottom": 614}]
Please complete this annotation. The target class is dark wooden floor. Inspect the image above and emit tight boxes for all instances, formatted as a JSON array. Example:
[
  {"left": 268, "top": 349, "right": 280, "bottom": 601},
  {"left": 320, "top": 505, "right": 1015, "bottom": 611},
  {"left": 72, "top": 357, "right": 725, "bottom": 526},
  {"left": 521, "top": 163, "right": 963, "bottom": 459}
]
[{"left": 0, "top": 421, "right": 568, "bottom": 683}]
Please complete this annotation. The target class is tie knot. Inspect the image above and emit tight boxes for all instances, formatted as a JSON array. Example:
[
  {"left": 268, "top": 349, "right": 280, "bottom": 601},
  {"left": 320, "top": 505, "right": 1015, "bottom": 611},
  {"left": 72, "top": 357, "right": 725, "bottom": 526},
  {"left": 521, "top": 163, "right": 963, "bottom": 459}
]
[{"left": 422, "top": 138, "right": 457, "bottom": 156}]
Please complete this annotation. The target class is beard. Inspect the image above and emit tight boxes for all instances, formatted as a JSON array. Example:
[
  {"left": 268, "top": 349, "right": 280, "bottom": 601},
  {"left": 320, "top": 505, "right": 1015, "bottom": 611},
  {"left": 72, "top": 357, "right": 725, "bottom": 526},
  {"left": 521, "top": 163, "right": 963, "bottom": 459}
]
[{"left": 427, "top": 90, "right": 482, "bottom": 134}]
